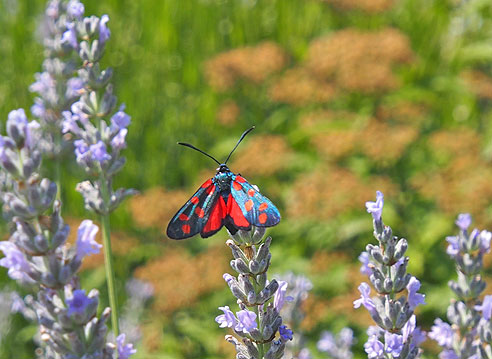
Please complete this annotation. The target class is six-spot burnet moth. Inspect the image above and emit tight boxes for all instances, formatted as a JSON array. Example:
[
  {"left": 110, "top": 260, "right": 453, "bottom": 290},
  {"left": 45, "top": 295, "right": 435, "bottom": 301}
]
[{"left": 166, "top": 127, "right": 281, "bottom": 239}]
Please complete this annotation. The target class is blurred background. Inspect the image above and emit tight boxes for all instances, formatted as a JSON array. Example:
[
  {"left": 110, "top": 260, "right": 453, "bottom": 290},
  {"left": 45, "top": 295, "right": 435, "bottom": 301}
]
[{"left": 1, "top": 0, "right": 492, "bottom": 358}]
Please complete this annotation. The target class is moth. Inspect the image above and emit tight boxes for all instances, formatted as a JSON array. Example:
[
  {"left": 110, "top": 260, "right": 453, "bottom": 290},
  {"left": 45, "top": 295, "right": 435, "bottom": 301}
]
[{"left": 167, "top": 127, "right": 281, "bottom": 239}]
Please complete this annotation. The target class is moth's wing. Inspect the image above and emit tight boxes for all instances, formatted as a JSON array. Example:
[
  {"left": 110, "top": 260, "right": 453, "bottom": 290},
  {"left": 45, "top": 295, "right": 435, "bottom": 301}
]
[
  {"left": 167, "top": 179, "right": 219, "bottom": 239},
  {"left": 229, "top": 175, "right": 281, "bottom": 227},
  {"left": 201, "top": 194, "right": 228, "bottom": 238}
]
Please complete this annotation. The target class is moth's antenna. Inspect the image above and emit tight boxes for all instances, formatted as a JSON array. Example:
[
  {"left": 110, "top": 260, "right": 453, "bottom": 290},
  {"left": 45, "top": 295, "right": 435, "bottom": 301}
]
[
  {"left": 224, "top": 126, "right": 255, "bottom": 164},
  {"left": 178, "top": 142, "right": 221, "bottom": 165}
]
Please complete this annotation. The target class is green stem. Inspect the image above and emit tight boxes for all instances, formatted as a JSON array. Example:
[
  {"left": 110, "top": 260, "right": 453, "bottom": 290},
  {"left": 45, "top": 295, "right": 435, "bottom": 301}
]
[{"left": 101, "top": 211, "right": 119, "bottom": 338}]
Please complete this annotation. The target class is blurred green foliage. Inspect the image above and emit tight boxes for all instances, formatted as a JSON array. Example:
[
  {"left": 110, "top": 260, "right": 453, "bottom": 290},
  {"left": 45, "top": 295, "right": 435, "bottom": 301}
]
[{"left": 2, "top": 0, "right": 492, "bottom": 358}]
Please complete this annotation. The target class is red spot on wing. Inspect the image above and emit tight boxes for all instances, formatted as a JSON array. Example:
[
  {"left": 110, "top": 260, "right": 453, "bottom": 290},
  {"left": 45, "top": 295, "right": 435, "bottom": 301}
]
[
  {"left": 245, "top": 199, "right": 254, "bottom": 212},
  {"left": 179, "top": 214, "right": 189, "bottom": 221},
  {"left": 248, "top": 189, "right": 255, "bottom": 196},
  {"left": 259, "top": 203, "right": 268, "bottom": 211},
  {"left": 203, "top": 196, "right": 226, "bottom": 234},
  {"left": 201, "top": 179, "right": 213, "bottom": 188},
  {"left": 233, "top": 181, "right": 242, "bottom": 191},
  {"left": 258, "top": 213, "right": 267, "bottom": 224},
  {"left": 191, "top": 196, "right": 199, "bottom": 204},
  {"left": 195, "top": 207, "right": 205, "bottom": 218},
  {"left": 182, "top": 224, "right": 191, "bottom": 234},
  {"left": 236, "top": 176, "right": 246, "bottom": 183},
  {"left": 206, "top": 185, "right": 215, "bottom": 195},
  {"left": 227, "top": 194, "right": 250, "bottom": 227}
]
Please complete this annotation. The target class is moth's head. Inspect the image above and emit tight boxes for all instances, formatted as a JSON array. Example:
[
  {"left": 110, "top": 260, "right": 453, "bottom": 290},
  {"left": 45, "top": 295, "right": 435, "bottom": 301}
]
[{"left": 217, "top": 164, "right": 229, "bottom": 173}]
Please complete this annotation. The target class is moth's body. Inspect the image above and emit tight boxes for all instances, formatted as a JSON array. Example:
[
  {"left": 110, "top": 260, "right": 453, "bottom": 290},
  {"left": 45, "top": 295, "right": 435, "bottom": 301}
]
[{"left": 167, "top": 127, "right": 281, "bottom": 240}]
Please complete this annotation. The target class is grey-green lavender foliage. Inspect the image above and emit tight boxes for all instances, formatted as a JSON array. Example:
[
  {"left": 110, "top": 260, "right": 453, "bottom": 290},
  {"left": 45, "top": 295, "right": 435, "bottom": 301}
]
[
  {"left": 215, "top": 227, "right": 293, "bottom": 359},
  {"left": 429, "top": 214, "right": 492, "bottom": 359},
  {"left": 354, "top": 191, "right": 426, "bottom": 359}
]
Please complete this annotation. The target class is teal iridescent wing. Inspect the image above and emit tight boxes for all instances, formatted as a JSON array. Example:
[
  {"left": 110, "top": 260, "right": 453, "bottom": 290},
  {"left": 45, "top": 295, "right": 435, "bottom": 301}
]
[{"left": 229, "top": 175, "right": 281, "bottom": 227}]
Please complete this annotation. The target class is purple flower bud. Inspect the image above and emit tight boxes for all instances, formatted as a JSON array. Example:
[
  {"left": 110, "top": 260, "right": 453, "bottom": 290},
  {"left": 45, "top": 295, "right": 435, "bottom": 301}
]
[
  {"left": 429, "top": 318, "right": 453, "bottom": 348},
  {"left": 235, "top": 309, "right": 257, "bottom": 333},
  {"left": 384, "top": 331, "right": 403, "bottom": 356},
  {"left": 339, "top": 327, "right": 354, "bottom": 347},
  {"left": 298, "top": 348, "right": 312, "bottom": 359},
  {"left": 279, "top": 325, "right": 293, "bottom": 341},
  {"left": 365, "top": 191, "right": 384, "bottom": 221},
  {"left": 99, "top": 14, "right": 111, "bottom": 44},
  {"left": 273, "top": 280, "right": 293, "bottom": 311},
  {"left": 67, "top": 0, "right": 84, "bottom": 18},
  {"left": 111, "top": 110, "right": 131, "bottom": 130},
  {"left": 364, "top": 336, "right": 384, "bottom": 359},
  {"left": 215, "top": 306, "right": 237, "bottom": 328},
  {"left": 353, "top": 282, "right": 376, "bottom": 314},
  {"left": 0, "top": 241, "right": 32, "bottom": 282},
  {"left": 62, "top": 22, "right": 78, "bottom": 49},
  {"left": 66, "top": 77, "right": 84, "bottom": 98},
  {"left": 407, "top": 276, "right": 425, "bottom": 309},
  {"left": 89, "top": 141, "right": 111, "bottom": 163},
  {"left": 111, "top": 128, "right": 127, "bottom": 151},
  {"left": 440, "top": 349, "right": 459, "bottom": 359},
  {"left": 75, "top": 220, "right": 101, "bottom": 260},
  {"left": 116, "top": 333, "right": 137, "bottom": 359},
  {"left": 358, "top": 251, "right": 372, "bottom": 276},
  {"left": 455, "top": 213, "right": 472, "bottom": 231},
  {"left": 66, "top": 289, "right": 96, "bottom": 317},
  {"left": 475, "top": 295, "right": 492, "bottom": 321},
  {"left": 29, "top": 72, "right": 54, "bottom": 94}
]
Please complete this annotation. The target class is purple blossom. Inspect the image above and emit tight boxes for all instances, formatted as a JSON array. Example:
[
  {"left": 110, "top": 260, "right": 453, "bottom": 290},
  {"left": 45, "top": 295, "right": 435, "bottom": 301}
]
[
  {"left": 479, "top": 230, "right": 491, "bottom": 254},
  {"left": 384, "top": 331, "right": 403, "bottom": 356},
  {"left": 440, "top": 350, "right": 459, "bottom": 359},
  {"left": 273, "top": 280, "right": 293, "bottom": 311},
  {"left": 339, "top": 327, "right": 354, "bottom": 347},
  {"left": 99, "top": 14, "right": 111, "bottom": 44},
  {"left": 407, "top": 276, "right": 425, "bottom": 309},
  {"left": 235, "top": 309, "right": 257, "bottom": 333},
  {"left": 110, "top": 110, "right": 131, "bottom": 130},
  {"left": 66, "top": 77, "right": 84, "bottom": 98},
  {"left": 31, "top": 99, "right": 46, "bottom": 118},
  {"left": 429, "top": 318, "right": 454, "bottom": 348},
  {"left": 89, "top": 141, "right": 111, "bottom": 163},
  {"left": 61, "top": 111, "right": 82, "bottom": 135},
  {"left": 111, "top": 128, "right": 128, "bottom": 151},
  {"left": 0, "top": 241, "right": 32, "bottom": 282},
  {"left": 278, "top": 325, "right": 293, "bottom": 341},
  {"left": 445, "top": 236, "right": 459, "bottom": 257},
  {"left": 66, "top": 0, "right": 84, "bottom": 18},
  {"left": 367, "top": 325, "right": 384, "bottom": 338},
  {"left": 298, "top": 348, "right": 312, "bottom": 359},
  {"left": 364, "top": 336, "right": 384, "bottom": 359},
  {"left": 358, "top": 251, "right": 372, "bottom": 276},
  {"left": 29, "top": 72, "right": 54, "bottom": 94},
  {"left": 66, "top": 289, "right": 96, "bottom": 317},
  {"left": 455, "top": 213, "right": 472, "bottom": 231},
  {"left": 353, "top": 282, "right": 376, "bottom": 314},
  {"left": 317, "top": 331, "right": 336, "bottom": 352},
  {"left": 62, "top": 22, "right": 78, "bottom": 49},
  {"left": 74, "top": 139, "right": 90, "bottom": 163},
  {"left": 365, "top": 191, "right": 384, "bottom": 221},
  {"left": 475, "top": 295, "right": 492, "bottom": 320},
  {"left": 215, "top": 306, "right": 237, "bottom": 328},
  {"left": 75, "top": 220, "right": 101, "bottom": 260},
  {"left": 116, "top": 333, "right": 137, "bottom": 359}
]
